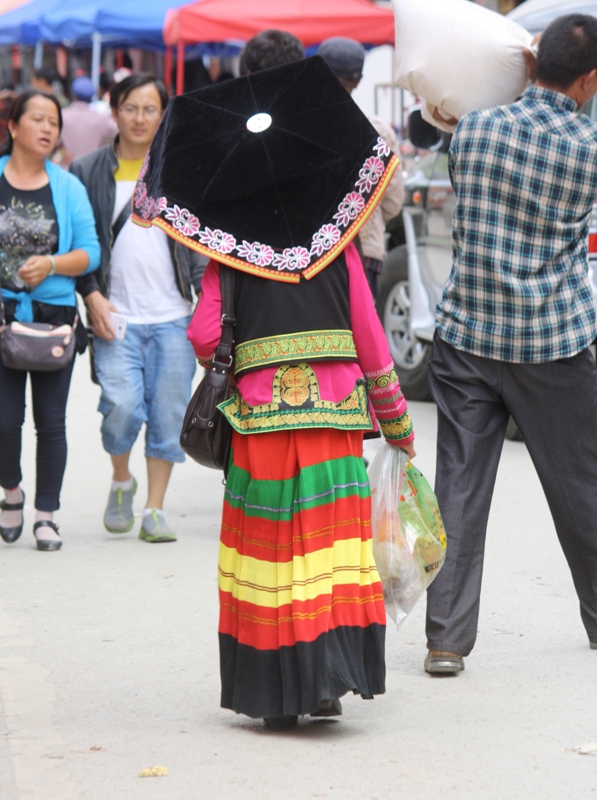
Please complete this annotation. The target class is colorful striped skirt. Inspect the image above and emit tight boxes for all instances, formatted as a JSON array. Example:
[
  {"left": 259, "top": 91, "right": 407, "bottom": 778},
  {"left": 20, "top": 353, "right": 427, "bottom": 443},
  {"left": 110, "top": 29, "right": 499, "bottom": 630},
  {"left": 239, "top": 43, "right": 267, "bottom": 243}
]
[{"left": 218, "top": 427, "right": 386, "bottom": 719}]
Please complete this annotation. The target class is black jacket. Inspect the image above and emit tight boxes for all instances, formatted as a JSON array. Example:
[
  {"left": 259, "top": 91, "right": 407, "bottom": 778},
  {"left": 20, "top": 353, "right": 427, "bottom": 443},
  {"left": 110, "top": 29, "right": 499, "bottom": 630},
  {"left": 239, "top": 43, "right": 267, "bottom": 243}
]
[{"left": 71, "top": 141, "right": 206, "bottom": 301}]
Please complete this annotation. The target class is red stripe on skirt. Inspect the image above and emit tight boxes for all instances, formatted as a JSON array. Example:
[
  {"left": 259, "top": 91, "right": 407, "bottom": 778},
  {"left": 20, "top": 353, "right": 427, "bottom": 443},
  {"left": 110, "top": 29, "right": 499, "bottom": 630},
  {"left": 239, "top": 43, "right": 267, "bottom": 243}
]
[
  {"left": 221, "top": 494, "right": 372, "bottom": 563},
  {"left": 219, "top": 582, "right": 385, "bottom": 649},
  {"left": 230, "top": 427, "right": 365, "bottom": 479}
]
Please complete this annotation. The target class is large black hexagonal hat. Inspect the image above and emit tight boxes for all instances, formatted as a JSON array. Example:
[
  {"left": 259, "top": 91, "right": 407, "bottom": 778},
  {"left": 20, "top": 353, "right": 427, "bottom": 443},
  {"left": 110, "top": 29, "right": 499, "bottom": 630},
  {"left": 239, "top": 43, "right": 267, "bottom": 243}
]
[{"left": 133, "top": 56, "right": 399, "bottom": 282}]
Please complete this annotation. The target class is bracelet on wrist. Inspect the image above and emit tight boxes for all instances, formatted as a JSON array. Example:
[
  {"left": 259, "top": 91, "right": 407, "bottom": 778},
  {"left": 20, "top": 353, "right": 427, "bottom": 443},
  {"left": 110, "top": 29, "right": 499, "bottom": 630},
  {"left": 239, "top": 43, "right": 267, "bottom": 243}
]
[{"left": 47, "top": 255, "right": 56, "bottom": 276}]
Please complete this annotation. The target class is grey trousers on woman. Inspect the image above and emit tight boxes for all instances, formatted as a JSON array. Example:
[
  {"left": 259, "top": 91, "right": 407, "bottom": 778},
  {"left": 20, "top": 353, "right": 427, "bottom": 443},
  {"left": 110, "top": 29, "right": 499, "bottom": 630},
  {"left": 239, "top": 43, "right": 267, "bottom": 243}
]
[{"left": 426, "top": 335, "right": 597, "bottom": 656}]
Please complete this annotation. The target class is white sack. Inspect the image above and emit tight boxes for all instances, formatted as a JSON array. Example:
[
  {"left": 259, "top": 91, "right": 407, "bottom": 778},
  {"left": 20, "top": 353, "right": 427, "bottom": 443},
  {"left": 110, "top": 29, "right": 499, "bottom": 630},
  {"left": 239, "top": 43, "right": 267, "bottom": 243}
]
[{"left": 393, "top": 0, "right": 534, "bottom": 133}]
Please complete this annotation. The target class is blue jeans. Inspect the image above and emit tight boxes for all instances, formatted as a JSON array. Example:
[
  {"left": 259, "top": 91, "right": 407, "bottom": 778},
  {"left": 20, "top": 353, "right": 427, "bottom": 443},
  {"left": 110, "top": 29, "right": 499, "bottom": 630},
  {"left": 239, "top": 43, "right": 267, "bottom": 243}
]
[{"left": 94, "top": 317, "right": 196, "bottom": 463}]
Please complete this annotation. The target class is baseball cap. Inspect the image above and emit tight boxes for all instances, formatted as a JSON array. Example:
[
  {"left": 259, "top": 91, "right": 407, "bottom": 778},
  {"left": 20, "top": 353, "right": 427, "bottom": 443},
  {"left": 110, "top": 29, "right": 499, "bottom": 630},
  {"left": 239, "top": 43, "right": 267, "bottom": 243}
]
[
  {"left": 318, "top": 37, "right": 365, "bottom": 82},
  {"left": 71, "top": 76, "right": 94, "bottom": 101}
]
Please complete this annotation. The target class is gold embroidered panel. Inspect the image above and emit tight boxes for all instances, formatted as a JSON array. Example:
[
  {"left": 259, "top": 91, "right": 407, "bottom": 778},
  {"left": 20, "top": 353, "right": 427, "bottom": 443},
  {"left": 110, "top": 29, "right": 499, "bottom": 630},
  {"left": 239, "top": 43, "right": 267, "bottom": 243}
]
[
  {"left": 220, "top": 363, "right": 372, "bottom": 433},
  {"left": 234, "top": 330, "right": 357, "bottom": 375}
]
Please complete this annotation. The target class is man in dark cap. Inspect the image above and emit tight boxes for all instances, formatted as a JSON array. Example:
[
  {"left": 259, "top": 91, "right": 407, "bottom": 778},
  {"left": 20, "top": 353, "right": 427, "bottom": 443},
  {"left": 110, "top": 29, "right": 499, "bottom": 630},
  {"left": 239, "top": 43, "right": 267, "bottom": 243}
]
[
  {"left": 318, "top": 37, "right": 404, "bottom": 299},
  {"left": 57, "top": 76, "right": 117, "bottom": 167},
  {"left": 318, "top": 36, "right": 366, "bottom": 93}
]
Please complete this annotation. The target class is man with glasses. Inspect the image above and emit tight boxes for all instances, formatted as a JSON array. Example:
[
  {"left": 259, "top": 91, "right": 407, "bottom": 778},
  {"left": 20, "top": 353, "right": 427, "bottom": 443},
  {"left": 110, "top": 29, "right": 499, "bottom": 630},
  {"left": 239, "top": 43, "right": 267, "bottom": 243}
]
[{"left": 73, "top": 74, "right": 205, "bottom": 543}]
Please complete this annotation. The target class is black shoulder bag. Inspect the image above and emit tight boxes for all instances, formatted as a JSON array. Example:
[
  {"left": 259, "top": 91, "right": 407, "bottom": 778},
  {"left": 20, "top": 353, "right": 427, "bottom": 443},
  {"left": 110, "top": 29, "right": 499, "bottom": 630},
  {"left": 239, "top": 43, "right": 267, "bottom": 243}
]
[{"left": 180, "top": 265, "right": 235, "bottom": 474}]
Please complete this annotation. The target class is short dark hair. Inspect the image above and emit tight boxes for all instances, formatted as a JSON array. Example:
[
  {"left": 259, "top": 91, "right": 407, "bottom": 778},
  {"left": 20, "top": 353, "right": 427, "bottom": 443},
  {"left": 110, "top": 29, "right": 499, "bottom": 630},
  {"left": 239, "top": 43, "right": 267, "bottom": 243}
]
[
  {"left": 242, "top": 29, "right": 305, "bottom": 73},
  {"left": 1, "top": 90, "right": 63, "bottom": 156},
  {"left": 33, "top": 67, "right": 58, "bottom": 86},
  {"left": 536, "top": 14, "right": 597, "bottom": 90},
  {"left": 110, "top": 73, "right": 169, "bottom": 111}
]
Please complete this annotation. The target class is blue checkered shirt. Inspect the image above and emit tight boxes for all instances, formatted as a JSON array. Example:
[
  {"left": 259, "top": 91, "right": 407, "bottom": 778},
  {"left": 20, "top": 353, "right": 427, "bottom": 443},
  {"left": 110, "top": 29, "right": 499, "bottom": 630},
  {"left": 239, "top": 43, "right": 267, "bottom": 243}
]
[{"left": 437, "top": 86, "right": 597, "bottom": 363}]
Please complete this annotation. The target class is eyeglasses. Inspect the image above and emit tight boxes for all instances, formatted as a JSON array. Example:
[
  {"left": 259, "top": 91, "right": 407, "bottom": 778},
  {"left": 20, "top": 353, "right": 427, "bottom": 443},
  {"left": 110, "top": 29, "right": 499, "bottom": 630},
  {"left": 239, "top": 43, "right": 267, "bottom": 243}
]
[{"left": 117, "top": 104, "right": 161, "bottom": 119}]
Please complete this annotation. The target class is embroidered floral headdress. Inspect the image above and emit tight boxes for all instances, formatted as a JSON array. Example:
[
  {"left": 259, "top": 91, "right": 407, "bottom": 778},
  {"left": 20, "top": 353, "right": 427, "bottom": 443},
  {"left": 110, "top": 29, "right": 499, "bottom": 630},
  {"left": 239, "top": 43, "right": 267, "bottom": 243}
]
[{"left": 133, "top": 56, "right": 399, "bottom": 283}]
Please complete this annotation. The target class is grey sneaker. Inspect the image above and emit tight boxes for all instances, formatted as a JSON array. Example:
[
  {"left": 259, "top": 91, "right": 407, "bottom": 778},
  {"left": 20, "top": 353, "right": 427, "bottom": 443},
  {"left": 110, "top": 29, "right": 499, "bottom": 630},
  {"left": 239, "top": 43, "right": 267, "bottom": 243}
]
[
  {"left": 103, "top": 478, "right": 137, "bottom": 533},
  {"left": 139, "top": 509, "right": 177, "bottom": 543},
  {"left": 424, "top": 650, "right": 464, "bottom": 675},
  {"left": 591, "top": 641, "right": 597, "bottom": 650}
]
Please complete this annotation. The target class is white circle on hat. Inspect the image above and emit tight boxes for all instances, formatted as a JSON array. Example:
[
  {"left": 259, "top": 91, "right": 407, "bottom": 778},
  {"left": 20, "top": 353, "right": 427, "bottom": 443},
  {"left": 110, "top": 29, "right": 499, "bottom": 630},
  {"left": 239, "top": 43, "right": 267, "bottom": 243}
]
[{"left": 246, "top": 113, "right": 272, "bottom": 133}]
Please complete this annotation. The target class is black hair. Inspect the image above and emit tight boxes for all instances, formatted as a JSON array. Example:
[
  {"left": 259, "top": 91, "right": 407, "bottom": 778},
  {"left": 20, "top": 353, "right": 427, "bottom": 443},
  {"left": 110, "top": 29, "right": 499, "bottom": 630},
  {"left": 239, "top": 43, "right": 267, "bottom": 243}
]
[
  {"left": 98, "top": 70, "right": 114, "bottom": 94},
  {"left": 33, "top": 66, "right": 59, "bottom": 86},
  {"left": 242, "top": 29, "right": 305, "bottom": 73},
  {"left": 0, "top": 89, "right": 63, "bottom": 156},
  {"left": 536, "top": 14, "right": 597, "bottom": 90},
  {"left": 110, "top": 73, "right": 169, "bottom": 111}
]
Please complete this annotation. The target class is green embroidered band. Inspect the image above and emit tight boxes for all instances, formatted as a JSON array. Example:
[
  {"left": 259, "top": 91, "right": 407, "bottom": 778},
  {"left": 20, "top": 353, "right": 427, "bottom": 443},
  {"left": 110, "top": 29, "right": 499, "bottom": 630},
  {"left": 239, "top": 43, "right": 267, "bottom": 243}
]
[{"left": 234, "top": 329, "right": 358, "bottom": 375}]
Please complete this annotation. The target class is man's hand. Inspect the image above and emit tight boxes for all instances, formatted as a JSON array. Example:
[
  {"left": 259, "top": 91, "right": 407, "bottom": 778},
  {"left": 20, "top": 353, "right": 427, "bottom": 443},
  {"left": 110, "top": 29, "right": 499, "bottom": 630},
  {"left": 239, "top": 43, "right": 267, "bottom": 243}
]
[
  {"left": 400, "top": 441, "right": 417, "bottom": 460},
  {"left": 523, "top": 33, "right": 542, "bottom": 84},
  {"left": 18, "top": 255, "right": 53, "bottom": 288},
  {"left": 432, "top": 105, "right": 459, "bottom": 128},
  {"left": 85, "top": 291, "right": 118, "bottom": 340}
]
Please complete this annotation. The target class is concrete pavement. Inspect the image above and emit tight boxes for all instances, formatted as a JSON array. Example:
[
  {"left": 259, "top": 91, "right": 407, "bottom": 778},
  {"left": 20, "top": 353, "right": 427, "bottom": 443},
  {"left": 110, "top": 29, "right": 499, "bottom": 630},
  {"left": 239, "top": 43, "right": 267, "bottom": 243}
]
[{"left": 0, "top": 355, "right": 596, "bottom": 800}]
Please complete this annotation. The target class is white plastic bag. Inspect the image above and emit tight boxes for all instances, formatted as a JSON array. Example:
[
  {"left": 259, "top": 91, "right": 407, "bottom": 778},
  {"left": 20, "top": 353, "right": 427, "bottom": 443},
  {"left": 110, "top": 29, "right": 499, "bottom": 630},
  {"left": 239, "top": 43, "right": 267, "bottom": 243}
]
[
  {"left": 393, "top": 0, "right": 533, "bottom": 132},
  {"left": 369, "top": 445, "right": 446, "bottom": 627}
]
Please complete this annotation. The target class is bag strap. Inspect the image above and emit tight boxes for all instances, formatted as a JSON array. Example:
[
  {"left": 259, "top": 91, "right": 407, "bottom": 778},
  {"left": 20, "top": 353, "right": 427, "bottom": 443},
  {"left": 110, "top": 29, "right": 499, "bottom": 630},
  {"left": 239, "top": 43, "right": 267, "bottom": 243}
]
[
  {"left": 213, "top": 265, "right": 236, "bottom": 369},
  {"left": 111, "top": 195, "right": 134, "bottom": 243}
]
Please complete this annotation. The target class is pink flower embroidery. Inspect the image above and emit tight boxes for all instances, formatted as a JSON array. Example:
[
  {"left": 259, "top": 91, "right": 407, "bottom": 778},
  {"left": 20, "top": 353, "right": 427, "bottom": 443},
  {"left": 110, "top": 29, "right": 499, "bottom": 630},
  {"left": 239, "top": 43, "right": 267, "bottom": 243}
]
[
  {"left": 273, "top": 247, "right": 311, "bottom": 272},
  {"left": 155, "top": 196, "right": 168, "bottom": 214},
  {"left": 356, "top": 156, "right": 385, "bottom": 194},
  {"left": 333, "top": 192, "right": 365, "bottom": 227},
  {"left": 140, "top": 196, "right": 155, "bottom": 219},
  {"left": 373, "top": 136, "right": 391, "bottom": 158},
  {"left": 236, "top": 240, "right": 275, "bottom": 266},
  {"left": 165, "top": 204, "right": 200, "bottom": 237},
  {"left": 133, "top": 181, "right": 147, "bottom": 208},
  {"left": 198, "top": 227, "right": 237, "bottom": 254},
  {"left": 310, "top": 224, "right": 341, "bottom": 257}
]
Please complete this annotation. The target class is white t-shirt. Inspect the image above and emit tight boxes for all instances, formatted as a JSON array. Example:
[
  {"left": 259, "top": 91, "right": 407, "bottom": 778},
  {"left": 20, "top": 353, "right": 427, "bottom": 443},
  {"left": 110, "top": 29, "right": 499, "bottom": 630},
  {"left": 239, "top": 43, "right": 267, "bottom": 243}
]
[{"left": 108, "top": 159, "right": 191, "bottom": 324}]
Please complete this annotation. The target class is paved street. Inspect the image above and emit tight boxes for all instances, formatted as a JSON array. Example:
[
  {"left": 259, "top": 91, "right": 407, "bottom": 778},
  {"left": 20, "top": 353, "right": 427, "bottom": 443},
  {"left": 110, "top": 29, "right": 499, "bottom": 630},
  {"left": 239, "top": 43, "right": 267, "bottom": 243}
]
[{"left": 0, "top": 355, "right": 596, "bottom": 800}]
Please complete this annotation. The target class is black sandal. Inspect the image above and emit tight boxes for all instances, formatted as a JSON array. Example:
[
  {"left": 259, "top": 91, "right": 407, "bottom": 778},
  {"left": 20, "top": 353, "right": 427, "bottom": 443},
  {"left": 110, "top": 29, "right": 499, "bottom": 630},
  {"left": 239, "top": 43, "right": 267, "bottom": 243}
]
[
  {"left": 33, "top": 519, "right": 62, "bottom": 551},
  {"left": 0, "top": 491, "right": 25, "bottom": 544}
]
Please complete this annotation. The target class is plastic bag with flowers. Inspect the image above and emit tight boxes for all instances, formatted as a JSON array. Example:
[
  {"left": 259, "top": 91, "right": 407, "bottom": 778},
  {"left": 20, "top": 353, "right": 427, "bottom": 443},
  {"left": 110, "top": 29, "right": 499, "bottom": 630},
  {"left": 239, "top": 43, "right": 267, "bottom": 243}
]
[{"left": 369, "top": 444, "right": 446, "bottom": 627}]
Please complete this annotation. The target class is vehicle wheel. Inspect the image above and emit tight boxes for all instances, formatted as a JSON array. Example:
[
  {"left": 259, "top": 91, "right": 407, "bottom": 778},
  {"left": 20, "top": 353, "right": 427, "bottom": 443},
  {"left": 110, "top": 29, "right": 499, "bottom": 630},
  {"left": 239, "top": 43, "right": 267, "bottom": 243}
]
[{"left": 376, "top": 245, "right": 434, "bottom": 401}]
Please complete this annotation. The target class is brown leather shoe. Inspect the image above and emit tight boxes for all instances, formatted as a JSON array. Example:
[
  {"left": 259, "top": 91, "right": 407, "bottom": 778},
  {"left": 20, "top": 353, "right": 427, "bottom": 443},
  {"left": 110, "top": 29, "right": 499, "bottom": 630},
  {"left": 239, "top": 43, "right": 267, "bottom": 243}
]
[{"left": 424, "top": 650, "right": 464, "bottom": 674}]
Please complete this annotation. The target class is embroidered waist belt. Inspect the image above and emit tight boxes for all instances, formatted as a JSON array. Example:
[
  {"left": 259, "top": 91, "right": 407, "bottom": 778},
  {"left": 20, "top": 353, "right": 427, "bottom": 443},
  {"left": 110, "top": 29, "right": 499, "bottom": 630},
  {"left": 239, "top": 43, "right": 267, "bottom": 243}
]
[
  {"left": 219, "top": 363, "right": 373, "bottom": 434},
  {"left": 234, "top": 329, "right": 358, "bottom": 376}
]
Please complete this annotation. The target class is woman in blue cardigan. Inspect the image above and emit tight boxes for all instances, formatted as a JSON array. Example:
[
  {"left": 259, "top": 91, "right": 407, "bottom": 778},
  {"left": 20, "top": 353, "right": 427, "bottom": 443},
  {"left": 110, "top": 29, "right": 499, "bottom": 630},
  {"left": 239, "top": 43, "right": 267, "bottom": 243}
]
[{"left": 0, "top": 90, "right": 100, "bottom": 551}]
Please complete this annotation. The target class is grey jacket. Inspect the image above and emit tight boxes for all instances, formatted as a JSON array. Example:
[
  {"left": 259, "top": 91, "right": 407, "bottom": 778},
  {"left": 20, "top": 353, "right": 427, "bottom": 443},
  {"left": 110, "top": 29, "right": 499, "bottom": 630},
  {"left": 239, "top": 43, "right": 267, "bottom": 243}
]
[{"left": 72, "top": 141, "right": 206, "bottom": 301}]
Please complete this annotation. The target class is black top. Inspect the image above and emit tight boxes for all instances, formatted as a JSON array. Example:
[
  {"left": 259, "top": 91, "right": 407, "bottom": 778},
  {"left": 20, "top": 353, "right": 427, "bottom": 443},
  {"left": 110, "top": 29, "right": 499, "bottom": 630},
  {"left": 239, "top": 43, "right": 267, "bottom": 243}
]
[
  {"left": 0, "top": 174, "right": 58, "bottom": 293},
  {"left": 233, "top": 251, "right": 356, "bottom": 376}
]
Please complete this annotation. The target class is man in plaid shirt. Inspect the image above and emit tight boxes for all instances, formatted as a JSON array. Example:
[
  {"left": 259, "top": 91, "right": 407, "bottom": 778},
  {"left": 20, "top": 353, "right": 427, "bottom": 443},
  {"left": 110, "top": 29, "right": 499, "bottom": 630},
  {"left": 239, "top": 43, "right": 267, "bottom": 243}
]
[{"left": 425, "top": 14, "right": 597, "bottom": 675}]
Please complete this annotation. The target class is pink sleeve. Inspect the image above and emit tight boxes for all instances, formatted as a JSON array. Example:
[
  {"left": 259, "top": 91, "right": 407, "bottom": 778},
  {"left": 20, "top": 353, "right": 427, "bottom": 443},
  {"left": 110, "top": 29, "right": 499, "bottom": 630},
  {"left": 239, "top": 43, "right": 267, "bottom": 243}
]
[
  {"left": 186, "top": 259, "right": 222, "bottom": 367},
  {"left": 346, "top": 243, "right": 414, "bottom": 445}
]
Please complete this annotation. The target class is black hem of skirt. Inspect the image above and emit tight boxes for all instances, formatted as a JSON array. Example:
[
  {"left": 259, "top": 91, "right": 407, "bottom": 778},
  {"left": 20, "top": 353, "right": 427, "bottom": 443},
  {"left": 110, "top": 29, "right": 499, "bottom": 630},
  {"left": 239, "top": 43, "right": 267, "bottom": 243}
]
[{"left": 219, "top": 624, "right": 386, "bottom": 719}]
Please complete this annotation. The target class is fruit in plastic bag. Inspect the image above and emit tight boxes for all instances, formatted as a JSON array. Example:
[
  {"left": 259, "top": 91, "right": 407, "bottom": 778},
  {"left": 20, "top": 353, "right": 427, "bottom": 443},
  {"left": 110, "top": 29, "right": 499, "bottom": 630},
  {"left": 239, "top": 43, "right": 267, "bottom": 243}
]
[{"left": 369, "top": 444, "right": 446, "bottom": 627}]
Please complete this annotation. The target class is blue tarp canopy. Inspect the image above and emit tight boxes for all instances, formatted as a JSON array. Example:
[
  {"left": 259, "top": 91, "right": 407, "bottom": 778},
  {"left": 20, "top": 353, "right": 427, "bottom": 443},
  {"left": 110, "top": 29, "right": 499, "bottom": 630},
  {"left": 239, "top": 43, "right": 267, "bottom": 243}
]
[
  {"left": 38, "top": 0, "right": 117, "bottom": 46},
  {"left": 0, "top": 0, "right": 46, "bottom": 45},
  {"left": 95, "top": 0, "right": 206, "bottom": 51},
  {"left": 0, "top": 0, "right": 219, "bottom": 50}
]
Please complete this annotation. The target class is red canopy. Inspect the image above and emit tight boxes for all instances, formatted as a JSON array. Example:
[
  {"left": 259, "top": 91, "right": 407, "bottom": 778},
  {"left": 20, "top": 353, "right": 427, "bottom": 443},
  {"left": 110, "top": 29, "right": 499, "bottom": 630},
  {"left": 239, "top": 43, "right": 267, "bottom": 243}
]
[{"left": 163, "top": 0, "right": 395, "bottom": 47}]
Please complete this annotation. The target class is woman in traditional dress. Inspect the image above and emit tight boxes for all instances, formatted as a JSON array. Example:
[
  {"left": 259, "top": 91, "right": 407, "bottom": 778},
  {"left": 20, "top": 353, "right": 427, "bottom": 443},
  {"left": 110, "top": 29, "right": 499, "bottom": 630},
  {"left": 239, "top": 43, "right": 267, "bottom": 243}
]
[
  {"left": 131, "top": 52, "right": 416, "bottom": 728},
  {"left": 187, "top": 240, "right": 415, "bottom": 728}
]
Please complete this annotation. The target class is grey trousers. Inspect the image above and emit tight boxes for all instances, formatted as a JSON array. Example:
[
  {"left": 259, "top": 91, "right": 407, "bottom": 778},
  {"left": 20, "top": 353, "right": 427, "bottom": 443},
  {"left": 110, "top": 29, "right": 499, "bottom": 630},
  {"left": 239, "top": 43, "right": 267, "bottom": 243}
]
[{"left": 426, "top": 335, "right": 597, "bottom": 655}]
